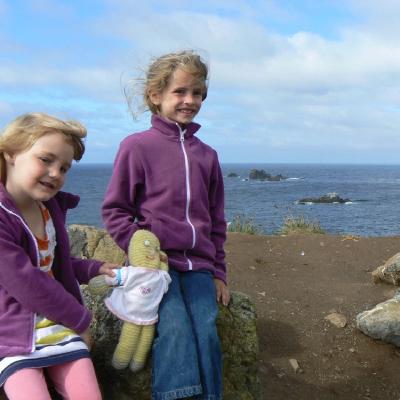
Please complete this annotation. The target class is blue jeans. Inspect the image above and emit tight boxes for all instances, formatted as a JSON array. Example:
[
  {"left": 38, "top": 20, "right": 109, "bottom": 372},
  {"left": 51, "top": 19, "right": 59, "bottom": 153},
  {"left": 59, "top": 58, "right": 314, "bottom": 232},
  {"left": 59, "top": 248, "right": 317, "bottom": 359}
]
[{"left": 152, "top": 269, "right": 222, "bottom": 400}]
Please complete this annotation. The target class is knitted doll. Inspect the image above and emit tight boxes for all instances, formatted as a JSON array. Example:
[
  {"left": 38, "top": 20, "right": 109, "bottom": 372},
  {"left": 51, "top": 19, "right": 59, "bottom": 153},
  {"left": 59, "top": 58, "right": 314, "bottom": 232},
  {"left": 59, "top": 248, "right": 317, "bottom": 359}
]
[{"left": 88, "top": 230, "right": 171, "bottom": 371}]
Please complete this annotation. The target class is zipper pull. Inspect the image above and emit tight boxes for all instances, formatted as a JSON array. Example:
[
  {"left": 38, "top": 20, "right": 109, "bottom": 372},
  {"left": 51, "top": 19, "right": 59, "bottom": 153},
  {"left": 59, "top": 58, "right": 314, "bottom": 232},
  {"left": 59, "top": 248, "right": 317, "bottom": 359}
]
[{"left": 177, "top": 124, "right": 186, "bottom": 142}]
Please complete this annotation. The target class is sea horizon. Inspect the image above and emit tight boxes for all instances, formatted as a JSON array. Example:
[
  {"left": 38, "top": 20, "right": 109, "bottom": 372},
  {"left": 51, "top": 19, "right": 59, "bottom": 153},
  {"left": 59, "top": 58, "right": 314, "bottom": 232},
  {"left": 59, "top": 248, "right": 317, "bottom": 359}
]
[
  {"left": 77, "top": 162, "right": 400, "bottom": 166},
  {"left": 65, "top": 163, "right": 400, "bottom": 237}
]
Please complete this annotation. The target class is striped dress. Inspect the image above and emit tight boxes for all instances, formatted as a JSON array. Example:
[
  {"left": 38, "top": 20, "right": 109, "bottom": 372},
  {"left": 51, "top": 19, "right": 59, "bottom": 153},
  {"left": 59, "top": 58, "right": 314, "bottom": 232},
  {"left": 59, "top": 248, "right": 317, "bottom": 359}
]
[{"left": 0, "top": 203, "right": 89, "bottom": 386}]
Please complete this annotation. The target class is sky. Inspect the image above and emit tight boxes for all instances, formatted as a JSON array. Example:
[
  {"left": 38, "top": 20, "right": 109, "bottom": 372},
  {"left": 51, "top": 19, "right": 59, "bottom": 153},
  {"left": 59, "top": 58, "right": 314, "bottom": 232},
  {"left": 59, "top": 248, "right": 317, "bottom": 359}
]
[{"left": 1, "top": 0, "right": 400, "bottom": 164}]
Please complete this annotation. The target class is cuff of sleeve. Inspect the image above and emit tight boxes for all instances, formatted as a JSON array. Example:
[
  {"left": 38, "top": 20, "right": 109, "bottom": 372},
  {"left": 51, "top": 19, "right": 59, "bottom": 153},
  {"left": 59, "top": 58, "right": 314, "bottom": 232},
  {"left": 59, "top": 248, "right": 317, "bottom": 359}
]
[
  {"left": 88, "top": 260, "right": 103, "bottom": 280},
  {"left": 213, "top": 269, "right": 226, "bottom": 285},
  {"left": 105, "top": 267, "right": 127, "bottom": 286},
  {"left": 74, "top": 309, "right": 92, "bottom": 334}
]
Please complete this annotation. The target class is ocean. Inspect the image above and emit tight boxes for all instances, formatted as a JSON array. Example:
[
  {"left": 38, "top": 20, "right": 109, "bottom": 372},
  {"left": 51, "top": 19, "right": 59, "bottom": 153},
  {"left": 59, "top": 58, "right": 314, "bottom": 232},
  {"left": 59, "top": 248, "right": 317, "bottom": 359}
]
[{"left": 64, "top": 163, "right": 400, "bottom": 237}]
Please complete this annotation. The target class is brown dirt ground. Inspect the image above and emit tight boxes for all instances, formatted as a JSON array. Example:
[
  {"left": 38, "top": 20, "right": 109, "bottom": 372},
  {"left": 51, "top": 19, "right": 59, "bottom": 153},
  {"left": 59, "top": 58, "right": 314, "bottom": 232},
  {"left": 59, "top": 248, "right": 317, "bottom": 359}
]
[{"left": 225, "top": 232, "right": 400, "bottom": 400}]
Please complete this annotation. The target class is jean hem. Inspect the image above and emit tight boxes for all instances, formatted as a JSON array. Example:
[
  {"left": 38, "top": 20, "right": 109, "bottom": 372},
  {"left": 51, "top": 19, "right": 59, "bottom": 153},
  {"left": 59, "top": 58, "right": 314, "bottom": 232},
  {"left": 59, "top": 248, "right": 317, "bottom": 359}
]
[{"left": 152, "top": 385, "right": 203, "bottom": 400}]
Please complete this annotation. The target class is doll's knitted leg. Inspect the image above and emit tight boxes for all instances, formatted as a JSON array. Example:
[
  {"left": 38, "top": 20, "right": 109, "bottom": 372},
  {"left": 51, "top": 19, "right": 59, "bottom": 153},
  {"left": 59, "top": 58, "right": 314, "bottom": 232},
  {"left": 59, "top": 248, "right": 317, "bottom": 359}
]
[
  {"left": 130, "top": 324, "right": 155, "bottom": 372},
  {"left": 88, "top": 275, "right": 109, "bottom": 296},
  {"left": 112, "top": 322, "right": 141, "bottom": 370}
]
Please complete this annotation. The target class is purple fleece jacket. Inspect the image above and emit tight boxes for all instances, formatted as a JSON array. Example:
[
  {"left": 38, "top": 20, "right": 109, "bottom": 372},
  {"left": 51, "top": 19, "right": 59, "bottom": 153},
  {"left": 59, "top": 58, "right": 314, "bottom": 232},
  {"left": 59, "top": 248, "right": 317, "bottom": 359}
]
[
  {"left": 0, "top": 184, "right": 102, "bottom": 357},
  {"left": 102, "top": 115, "right": 227, "bottom": 283}
]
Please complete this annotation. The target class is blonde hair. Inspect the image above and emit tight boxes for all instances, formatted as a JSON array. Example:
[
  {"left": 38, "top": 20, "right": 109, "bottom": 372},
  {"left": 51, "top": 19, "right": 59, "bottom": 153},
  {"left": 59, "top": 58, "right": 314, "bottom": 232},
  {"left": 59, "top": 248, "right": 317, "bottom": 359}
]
[
  {"left": 126, "top": 50, "right": 209, "bottom": 117},
  {"left": 0, "top": 112, "right": 86, "bottom": 184}
]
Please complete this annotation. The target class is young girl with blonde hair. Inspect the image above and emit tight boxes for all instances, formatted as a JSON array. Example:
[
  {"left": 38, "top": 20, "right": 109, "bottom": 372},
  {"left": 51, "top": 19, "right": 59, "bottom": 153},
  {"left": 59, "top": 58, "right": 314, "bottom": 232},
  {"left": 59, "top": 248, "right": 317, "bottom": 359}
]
[
  {"left": 102, "top": 50, "right": 229, "bottom": 400},
  {"left": 0, "top": 112, "right": 118, "bottom": 399}
]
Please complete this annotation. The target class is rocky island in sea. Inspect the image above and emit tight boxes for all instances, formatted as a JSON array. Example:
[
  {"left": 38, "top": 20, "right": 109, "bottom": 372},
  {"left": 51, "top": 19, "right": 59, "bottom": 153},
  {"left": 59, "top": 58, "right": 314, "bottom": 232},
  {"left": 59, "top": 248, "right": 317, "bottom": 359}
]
[
  {"left": 297, "top": 192, "right": 351, "bottom": 204},
  {"left": 248, "top": 169, "right": 287, "bottom": 181}
]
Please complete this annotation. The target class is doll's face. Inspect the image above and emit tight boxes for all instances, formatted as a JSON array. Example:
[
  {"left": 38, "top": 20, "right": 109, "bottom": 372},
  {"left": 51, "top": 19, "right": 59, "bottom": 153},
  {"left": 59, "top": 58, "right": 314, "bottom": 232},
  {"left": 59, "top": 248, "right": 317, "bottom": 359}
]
[{"left": 131, "top": 232, "right": 161, "bottom": 269}]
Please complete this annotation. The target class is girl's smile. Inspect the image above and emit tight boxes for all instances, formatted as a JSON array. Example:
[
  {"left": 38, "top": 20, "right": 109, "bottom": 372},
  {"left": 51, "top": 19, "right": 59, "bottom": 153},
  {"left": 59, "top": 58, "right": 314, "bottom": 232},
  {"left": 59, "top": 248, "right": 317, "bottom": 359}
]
[
  {"left": 5, "top": 132, "right": 74, "bottom": 209},
  {"left": 150, "top": 68, "right": 205, "bottom": 126}
]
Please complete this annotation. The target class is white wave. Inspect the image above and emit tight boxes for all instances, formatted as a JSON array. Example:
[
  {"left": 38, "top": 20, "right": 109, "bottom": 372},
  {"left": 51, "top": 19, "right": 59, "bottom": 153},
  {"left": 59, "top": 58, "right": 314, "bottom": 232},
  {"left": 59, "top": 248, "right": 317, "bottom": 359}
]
[{"left": 294, "top": 201, "right": 314, "bottom": 205}]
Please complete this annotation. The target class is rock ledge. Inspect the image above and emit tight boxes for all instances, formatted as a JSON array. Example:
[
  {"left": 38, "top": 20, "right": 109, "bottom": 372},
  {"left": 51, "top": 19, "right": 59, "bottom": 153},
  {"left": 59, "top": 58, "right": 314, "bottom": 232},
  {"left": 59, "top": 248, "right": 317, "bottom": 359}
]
[{"left": 69, "top": 224, "right": 261, "bottom": 400}]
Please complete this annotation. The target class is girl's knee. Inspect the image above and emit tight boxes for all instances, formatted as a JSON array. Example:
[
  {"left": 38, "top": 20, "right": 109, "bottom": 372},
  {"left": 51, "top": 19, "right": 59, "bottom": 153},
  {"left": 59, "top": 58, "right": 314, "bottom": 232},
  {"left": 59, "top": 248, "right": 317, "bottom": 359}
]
[
  {"left": 158, "top": 306, "right": 192, "bottom": 338},
  {"left": 156, "top": 318, "right": 193, "bottom": 346},
  {"left": 49, "top": 358, "right": 102, "bottom": 400},
  {"left": 4, "top": 368, "right": 52, "bottom": 400}
]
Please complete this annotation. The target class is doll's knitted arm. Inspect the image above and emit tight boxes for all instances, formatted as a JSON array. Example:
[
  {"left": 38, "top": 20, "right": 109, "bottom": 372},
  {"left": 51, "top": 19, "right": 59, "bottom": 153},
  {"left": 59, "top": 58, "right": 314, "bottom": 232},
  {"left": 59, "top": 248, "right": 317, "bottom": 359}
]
[
  {"left": 159, "top": 251, "right": 169, "bottom": 271},
  {"left": 87, "top": 275, "right": 109, "bottom": 295},
  {"left": 88, "top": 267, "right": 126, "bottom": 295}
]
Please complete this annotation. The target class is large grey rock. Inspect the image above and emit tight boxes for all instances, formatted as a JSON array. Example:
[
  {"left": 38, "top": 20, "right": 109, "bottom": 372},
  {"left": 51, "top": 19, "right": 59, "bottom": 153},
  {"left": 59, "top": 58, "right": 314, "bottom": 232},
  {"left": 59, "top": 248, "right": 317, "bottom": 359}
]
[
  {"left": 356, "top": 291, "right": 400, "bottom": 347},
  {"left": 69, "top": 224, "right": 261, "bottom": 400},
  {"left": 68, "top": 224, "right": 126, "bottom": 265},
  {"left": 371, "top": 252, "right": 400, "bottom": 286}
]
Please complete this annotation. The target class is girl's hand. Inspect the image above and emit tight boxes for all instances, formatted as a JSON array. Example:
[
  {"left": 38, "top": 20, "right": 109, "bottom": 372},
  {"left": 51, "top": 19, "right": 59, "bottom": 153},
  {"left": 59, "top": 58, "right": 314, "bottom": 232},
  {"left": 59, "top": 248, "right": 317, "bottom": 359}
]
[
  {"left": 80, "top": 328, "right": 93, "bottom": 350},
  {"left": 98, "top": 262, "right": 121, "bottom": 277},
  {"left": 214, "top": 279, "right": 230, "bottom": 306}
]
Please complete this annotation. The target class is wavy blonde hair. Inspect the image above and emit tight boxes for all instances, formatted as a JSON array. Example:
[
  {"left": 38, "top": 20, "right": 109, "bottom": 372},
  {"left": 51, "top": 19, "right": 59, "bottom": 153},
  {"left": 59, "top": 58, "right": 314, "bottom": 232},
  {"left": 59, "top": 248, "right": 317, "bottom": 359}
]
[
  {"left": 0, "top": 112, "right": 86, "bottom": 184},
  {"left": 126, "top": 50, "right": 209, "bottom": 117}
]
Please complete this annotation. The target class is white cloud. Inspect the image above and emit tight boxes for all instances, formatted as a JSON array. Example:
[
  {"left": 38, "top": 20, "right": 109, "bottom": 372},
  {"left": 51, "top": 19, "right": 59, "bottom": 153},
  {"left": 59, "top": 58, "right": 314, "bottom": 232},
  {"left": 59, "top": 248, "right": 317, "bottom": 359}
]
[
  {"left": 211, "top": 30, "right": 400, "bottom": 92},
  {"left": 90, "top": 3, "right": 400, "bottom": 95},
  {"left": 2, "top": 0, "right": 400, "bottom": 163},
  {"left": 0, "top": 64, "right": 124, "bottom": 101},
  {"left": 348, "top": 0, "right": 400, "bottom": 35}
]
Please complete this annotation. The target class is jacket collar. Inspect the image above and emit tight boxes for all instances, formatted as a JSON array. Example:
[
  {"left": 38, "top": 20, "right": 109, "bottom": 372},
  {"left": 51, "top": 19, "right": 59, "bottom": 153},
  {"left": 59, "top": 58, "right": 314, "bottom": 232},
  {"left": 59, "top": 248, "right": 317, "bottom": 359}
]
[
  {"left": 151, "top": 114, "right": 201, "bottom": 140},
  {"left": 0, "top": 183, "right": 19, "bottom": 214}
]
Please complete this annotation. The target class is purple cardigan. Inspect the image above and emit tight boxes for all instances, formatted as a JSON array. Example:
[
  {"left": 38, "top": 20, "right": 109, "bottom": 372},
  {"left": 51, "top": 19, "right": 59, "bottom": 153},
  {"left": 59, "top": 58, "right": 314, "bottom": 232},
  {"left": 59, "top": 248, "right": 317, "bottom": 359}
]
[
  {"left": 102, "top": 115, "right": 227, "bottom": 283},
  {"left": 0, "top": 185, "right": 102, "bottom": 357}
]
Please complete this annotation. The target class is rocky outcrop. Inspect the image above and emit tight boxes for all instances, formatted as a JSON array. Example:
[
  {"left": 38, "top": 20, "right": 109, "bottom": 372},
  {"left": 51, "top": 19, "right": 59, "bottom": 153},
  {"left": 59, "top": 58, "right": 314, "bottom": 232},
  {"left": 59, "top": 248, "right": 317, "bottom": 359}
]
[
  {"left": 356, "top": 291, "right": 400, "bottom": 347},
  {"left": 69, "top": 224, "right": 261, "bottom": 400},
  {"left": 371, "top": 252, "right": 400, "bottom": 285},
  {"left": 297, "top": 192, "right": 351, "bottom": 204},
  {"left": 249, "top": 169, "right": 287, "bottom": 181},
  {"left": 357, "top": 253, "right": 400, "bottom": 347}
]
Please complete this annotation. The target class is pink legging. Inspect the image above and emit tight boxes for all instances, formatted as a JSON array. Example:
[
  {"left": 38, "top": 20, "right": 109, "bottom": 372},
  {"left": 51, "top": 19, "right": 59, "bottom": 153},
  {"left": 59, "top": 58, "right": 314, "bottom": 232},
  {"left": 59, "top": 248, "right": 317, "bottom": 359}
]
[{"left": 3, "top": 358, "right": 102, "bottom": 400}]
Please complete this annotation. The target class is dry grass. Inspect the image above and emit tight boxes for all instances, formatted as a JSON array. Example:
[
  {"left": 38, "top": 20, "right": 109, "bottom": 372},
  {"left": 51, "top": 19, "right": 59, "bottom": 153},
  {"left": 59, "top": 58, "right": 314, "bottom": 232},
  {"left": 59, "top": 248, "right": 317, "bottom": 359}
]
[
  {"left": 227, "top": 215, "right": 261, "bottom": 235},
  {"left": 280, "top": 215, "right": 325, "bottom": 235}
]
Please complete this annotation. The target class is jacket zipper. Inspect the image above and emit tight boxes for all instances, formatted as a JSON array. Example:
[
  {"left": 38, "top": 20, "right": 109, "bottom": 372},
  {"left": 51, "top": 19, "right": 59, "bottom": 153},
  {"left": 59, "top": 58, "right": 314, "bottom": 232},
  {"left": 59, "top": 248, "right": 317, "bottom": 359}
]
[
  {"left": 178, "top": 125, "right": 196, "bottom": 270},
  {"left": 0, "top": 202, "right": 39, "bottom": 352}
]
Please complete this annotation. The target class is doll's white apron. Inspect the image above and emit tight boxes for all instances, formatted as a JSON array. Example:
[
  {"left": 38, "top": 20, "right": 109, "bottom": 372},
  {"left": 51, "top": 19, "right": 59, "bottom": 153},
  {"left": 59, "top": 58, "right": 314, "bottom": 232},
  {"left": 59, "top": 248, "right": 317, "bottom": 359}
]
[{"left": 105, "top": 266, "right": 171, "bottom": 325}]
